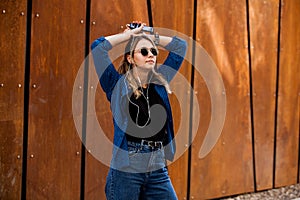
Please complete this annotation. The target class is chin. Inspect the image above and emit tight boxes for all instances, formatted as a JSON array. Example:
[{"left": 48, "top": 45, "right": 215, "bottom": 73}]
[
  {"left": 147, "top": 66, "right": 155, "bottom": 70},
  {"left": 142, "top": 65, "right": 155, "bottom": 70}
]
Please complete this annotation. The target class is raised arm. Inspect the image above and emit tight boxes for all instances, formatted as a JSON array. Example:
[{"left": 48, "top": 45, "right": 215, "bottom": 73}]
[
  {"left": 104, "top": 23, "right": 174, "bottom": 49},
  {"left": 157, "top": 36, "right": 187, "bottom": 82},
  {"left": 90, "top": 24, "right": 146, "bottom": 101}
]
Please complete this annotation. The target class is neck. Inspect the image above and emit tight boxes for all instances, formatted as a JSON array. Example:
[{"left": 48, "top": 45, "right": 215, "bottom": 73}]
[{"left": 133, "top": 67, "right": 152, "bottom": 87}]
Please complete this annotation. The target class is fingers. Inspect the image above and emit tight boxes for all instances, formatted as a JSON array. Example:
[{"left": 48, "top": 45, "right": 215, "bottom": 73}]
[{"left": 123, "top": 21, "right": 147, "bottom": 35}]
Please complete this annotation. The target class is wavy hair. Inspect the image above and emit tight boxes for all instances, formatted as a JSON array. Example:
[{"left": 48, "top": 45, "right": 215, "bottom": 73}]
[{"left": 118, "top": 35, "right": 171, "bottom": 99}]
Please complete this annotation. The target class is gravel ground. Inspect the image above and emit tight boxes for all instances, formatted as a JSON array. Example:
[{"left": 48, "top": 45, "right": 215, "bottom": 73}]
[{"left": 221, "top": 184, "right": 300, "bottom": 200}]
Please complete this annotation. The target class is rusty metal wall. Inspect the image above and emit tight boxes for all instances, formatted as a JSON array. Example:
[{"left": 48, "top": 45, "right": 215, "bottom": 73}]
[
  {"left": 191, "top": 0, "right": 255, "bottom": 198},
  {"left": 0, "top": 0, "right": 27, "bottom": 199},
  {"left": 0, "top": 0, "right": 299, "bottom": 199}
]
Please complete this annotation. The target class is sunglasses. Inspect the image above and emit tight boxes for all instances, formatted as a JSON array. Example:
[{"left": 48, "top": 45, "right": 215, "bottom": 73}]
[{"left": 137, "top": 47, "right": 158, "bottom": 56}]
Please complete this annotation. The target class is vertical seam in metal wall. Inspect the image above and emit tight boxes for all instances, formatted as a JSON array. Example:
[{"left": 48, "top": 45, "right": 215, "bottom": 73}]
[
  {"left": 245, "top": 0, "right": 257, "bottom": 192},
  {"left": 21, "top": 0, "right": 32, "bottom": 199},
  {"left": 146, "top": 0, "right": 153, "bottom": 27},
  {"left": 80, "top": 0, "right": 91, "bottom": 199},
  {"left": 186, "top": 0, "right": 197, "bottom": 199},
  {"left": 298, "top": 104, "right": 300, "bottom": 183},
  {"left": 296, "top": 1, "right": 300, "bottom": 184},
  {"left": 273, "top": 0, "right": 282, "bottom": 189}
]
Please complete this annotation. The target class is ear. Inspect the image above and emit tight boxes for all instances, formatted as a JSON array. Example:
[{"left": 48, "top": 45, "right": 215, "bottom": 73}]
[{"left": 126, "top": 55, "right": 133, "bottom": 64}]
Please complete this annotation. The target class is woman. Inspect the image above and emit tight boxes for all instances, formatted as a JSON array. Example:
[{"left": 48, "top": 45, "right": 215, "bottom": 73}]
[{"left": 91, "top": 22, "right": 187, "bottom": 200}]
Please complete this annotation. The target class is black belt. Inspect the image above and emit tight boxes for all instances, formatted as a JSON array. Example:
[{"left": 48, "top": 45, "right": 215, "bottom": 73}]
[{"left": 128, "top": 139, "right": 163, "bottom": 149}]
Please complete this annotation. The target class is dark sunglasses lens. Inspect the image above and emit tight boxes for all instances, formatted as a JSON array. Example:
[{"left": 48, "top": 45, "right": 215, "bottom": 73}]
[
  {"left": 140, "top": 48, "right": 158, "bottom": 56},
  {"left": 140, "top": 48, "right": 148, "bottom": 56},
  {"left": 150, "top": 48, "right": 158, "bottom": 56}
]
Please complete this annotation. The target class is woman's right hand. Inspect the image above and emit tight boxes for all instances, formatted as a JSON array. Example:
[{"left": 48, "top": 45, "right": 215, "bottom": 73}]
[
  {"left": 124, "top": 21, "right": 146, "bottom": 35},
  {"left": 104, "top": 21, "right": 146, "bottom": 47}
]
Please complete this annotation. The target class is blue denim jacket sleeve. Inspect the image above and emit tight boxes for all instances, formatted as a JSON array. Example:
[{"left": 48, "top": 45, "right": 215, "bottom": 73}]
[
  {"left": 158, "top": 36, "right": 187, "bottom": 82},
  {"left": 91, "top": 37, "right": 121, "bottom": 101}
]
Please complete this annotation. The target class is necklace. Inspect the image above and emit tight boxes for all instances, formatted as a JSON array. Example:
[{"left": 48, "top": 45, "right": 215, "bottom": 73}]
[
  {"left": 135, "top": 85, "right": 151, "bottom": 128},
  {"left": 124, "top": 72, "right": 152, "bottom": 128}
]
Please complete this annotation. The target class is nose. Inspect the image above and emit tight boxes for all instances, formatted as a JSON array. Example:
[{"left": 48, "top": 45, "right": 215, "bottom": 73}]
[{"left": 148, "top": 50, "right": 154, "bottom": 57}]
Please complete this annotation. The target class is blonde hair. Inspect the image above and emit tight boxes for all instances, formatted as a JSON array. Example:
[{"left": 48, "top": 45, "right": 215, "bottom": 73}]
[{"left": 118, "top": 35, "right": 171, "bottom": 98}]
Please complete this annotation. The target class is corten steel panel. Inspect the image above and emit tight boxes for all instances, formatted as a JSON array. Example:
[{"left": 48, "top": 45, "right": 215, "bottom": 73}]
[
  {"left": 84, "top": 0, "right": 149, "bottom": 199},
  {"left": 249, "top": 0, "right": 279, "bottom": 191},
  {"left": 190, "top": 0, "right": 255, "bottom": 199},
  {"left": 0, "top": 0, "right": 27, "bottom": 199},
  {"left": 275, "top": 0, "right": 300, "bottom": 188},
  {"left": 26, "top": 0, "right": 86, "bottom": 199},
  {"left": 151, "top": 0, "right": 194, "bottom": 199}
]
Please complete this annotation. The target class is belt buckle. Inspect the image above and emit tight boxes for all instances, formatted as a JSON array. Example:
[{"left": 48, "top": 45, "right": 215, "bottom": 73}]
[
  {"left": 145, "top": 140, "right": 154, "bottom": 148},
  {"left": 141, "top": 140, "right": 162, "bottom": 149},
  {"left": 149, "top": 141, "right": 156, "bottom": 148},
  {"left": 154, "top": 141, "right": 162, "bottom": 148}
]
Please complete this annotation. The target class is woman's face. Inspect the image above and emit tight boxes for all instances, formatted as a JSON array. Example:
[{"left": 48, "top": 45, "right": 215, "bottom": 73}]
[{"left": 132, "top": 39, "right": 157, "bottom": 70}]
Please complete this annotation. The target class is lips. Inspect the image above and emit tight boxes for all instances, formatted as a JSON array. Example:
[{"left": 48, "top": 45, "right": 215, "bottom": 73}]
[{"left": 146, "top": 60, "right": 155, "bottom": 64}]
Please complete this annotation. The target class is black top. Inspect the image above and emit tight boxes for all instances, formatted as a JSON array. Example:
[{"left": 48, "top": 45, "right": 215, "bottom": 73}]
[{"left": 126, "top": 83, "right": 167, "bottom": 143}]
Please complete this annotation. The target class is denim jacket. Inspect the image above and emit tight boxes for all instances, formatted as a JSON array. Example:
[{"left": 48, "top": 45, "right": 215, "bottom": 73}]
[{"left": 91, "top": 36, "right": 187, "bottom": 169}]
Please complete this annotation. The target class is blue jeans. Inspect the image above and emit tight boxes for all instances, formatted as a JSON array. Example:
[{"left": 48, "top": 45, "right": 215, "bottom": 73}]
[{"left": 105, "top": 141, "right": 178, "bottom": 200}]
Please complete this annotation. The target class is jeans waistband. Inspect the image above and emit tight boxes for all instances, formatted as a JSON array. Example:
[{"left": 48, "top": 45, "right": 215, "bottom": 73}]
[{"left": 128, "top": 139, "right": 163, "bottom": 149}]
